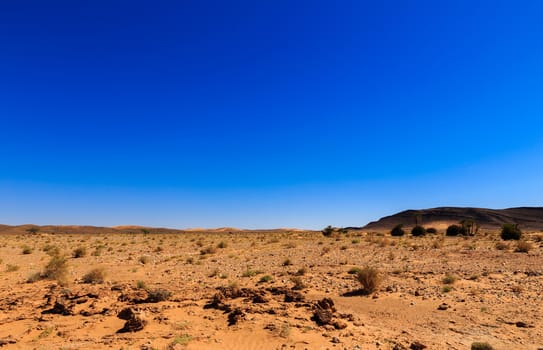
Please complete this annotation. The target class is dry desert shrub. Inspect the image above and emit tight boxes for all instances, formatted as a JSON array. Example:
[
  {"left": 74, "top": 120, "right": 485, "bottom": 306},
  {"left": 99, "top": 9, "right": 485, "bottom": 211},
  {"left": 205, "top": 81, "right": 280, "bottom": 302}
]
[
  {"left": 515, "top": 240, "right": 532, "bottom": 253},
  {"left": 442, "top": 273, "right": 457, "bottom": 285},
  {"left": 72, "top": 246, "right": 87, "bottom": 258},
  {"left": 82, "top": 267, "right": 107, "bottom": 284},
  {"left": 356, "top": 266, "right": 381, "bottom": 294},
  {"left": 21, "top": 245, "right": 33, "bottom": 254},
  {"left": 290, "top": 276, "right": 306, "bottom": 290},
  {"left": 43, "top": 255, "right": 69, "bottom": 284},
  {"left": 495, "top": 241, "right": 509, "bottom": 250},
  {"left": 146, "top": 288, "right": 172, "bottom": 302},
  {"left": 471, "top": 342, "right": 494, "bottom": 350},
  {"left": 200, "top": 246, "right": 217, "bottom": 255}
]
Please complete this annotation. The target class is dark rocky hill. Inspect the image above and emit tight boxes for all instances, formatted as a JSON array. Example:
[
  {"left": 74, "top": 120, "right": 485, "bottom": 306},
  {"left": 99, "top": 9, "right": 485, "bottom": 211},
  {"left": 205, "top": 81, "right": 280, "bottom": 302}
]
[{"left": 363, "top": 207, "right": 543, "bottom": 231}]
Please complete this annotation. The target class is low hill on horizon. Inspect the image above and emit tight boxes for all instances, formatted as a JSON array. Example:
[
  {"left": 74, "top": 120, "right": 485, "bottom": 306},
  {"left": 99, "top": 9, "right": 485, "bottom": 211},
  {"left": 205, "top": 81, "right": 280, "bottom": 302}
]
[
  {"left": 362, "top": 206, "right": 543, "bottom": 231},
  {"left": 0, "top": 224, "right": 312, "bottom": 235}
]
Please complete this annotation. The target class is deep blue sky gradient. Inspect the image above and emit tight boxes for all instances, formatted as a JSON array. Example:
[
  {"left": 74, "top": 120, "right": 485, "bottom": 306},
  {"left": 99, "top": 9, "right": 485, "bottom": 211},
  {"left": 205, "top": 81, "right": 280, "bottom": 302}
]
[{"left": 1, "top": 1, "right": 543, "bottom": 228}]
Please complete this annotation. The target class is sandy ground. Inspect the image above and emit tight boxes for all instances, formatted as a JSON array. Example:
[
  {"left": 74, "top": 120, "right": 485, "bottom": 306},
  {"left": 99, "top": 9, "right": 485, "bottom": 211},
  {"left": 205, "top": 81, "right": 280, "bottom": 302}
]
[{"left": 0, "top": 228, "right": 542, "bottom": 349}]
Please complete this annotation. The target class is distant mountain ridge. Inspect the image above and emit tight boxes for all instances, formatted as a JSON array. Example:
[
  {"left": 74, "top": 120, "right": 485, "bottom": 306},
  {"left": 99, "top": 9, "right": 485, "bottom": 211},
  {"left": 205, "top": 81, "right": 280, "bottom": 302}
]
[{"left": 363, "top": 207, "right": 543, "bottom": 231}]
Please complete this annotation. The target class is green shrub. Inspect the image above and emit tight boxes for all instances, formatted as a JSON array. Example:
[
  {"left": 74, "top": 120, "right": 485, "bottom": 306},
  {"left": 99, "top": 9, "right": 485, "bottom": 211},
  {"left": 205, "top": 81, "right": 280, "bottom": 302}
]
[
  {"left": 501, "top": 224, "right": 522, "bottom": 240},
  {"left": 390, "top": 224, "right": 405, "bottom": 237},
  {"left": 259, "top": 275, "right": 273, "bottom": 283},
  {"left": 348, "top": 267, "right": 362, "bottom": 274},
  {"left": 43, "top": 255, "right": 69, "bottom": 284},
  {"left": 446, "top": 224, "right": 465, "bottom": 236},
  {"left": 322, "top": 225, "right": 335, "bottom": 237},
  {"left": 411, "top": 225, "right": 426, "bottom": 237},
  {"left": 22, "top": 245, "right": 33, "bottom": 254}
]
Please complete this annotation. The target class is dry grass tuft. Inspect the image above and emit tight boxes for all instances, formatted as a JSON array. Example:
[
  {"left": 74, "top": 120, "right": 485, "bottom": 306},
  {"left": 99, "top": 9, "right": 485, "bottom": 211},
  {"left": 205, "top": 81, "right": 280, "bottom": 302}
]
[{"left": 356, "top": 266, "right": 381, "bottom": 294}]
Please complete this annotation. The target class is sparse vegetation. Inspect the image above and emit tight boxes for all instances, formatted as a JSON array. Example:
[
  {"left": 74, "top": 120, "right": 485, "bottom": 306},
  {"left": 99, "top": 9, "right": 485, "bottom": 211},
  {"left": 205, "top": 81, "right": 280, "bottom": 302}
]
[
  {"left": 471, "top": 342, "right": 494, "bottom": 350},
  {"left": 259, "top": 275, "right": 273, "bottom": 283},
  {"left": 411, "top": 225, "right": 426, "bottom": 237},
  {"left": 43, "top": 255, "right": 69, "bottom": 284},
  {"left": 72, "top": 246, "right": 87, "bottom": 258},
  {"left": 390, "top": 224, "right": 405, "bottom": 237},
  {"left": 515, "top": 240, "right": 532, "bottom": 253},
  {"left": 442, "top": 273, "right": 457, "bottom": 284},
  {"left": 356, "top": 266, "right": 381, "bottom": 294},
  {"left": 82, "top": 267, "right": 107, "bottom": 284},
  {"left": 322, "top": 225, "right": 335, "bottom": 237},
  {"left": 446, "top": 224, "right": 465, "bottom": 236},
  {"left": 501, "top": 223, "right": 522, "bottom": 240},
  {"left": 21, "top": 245, "right": 33, "bottom": 254}
]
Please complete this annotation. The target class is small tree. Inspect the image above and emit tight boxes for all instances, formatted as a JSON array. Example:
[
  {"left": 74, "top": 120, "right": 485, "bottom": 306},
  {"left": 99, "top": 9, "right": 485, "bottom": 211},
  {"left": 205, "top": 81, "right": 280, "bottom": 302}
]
[
  {"left": 411, "top": 225, "right": 426, "bottom": 237},
  {"left": 26, "top": 226, "right": 39, "bottom": 234},
  {"left": 446, "top": 224, "right": 465, "bottom": 236},
  {"left": 322, "top": 225, "right": 334, "bottom": 237},
  {"left": 390, "top": 224, "right": 405, "bottom": 237},
  {"left": 501, "top": 223, "right": 521, "bottom": 240}
]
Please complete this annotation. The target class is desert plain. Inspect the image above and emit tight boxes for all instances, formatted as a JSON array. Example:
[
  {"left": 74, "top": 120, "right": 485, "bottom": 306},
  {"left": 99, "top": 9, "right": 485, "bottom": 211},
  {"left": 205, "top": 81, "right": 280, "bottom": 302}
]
[{"left": 0, "top": 224, "right": 542, "bottom": 350}]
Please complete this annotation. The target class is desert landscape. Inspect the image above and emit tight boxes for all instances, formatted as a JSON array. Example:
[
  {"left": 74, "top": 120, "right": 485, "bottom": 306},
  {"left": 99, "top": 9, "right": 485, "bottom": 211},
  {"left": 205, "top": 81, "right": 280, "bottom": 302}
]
[{"left": 1, "top": 209, "right": 542, "bottom": 350}]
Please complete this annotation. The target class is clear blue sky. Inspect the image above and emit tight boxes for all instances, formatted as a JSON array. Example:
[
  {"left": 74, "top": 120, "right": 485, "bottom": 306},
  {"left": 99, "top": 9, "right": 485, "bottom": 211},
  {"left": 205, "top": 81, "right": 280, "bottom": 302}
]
[{"left": 1, "top": 1, "right": 543, "bottom": 229}]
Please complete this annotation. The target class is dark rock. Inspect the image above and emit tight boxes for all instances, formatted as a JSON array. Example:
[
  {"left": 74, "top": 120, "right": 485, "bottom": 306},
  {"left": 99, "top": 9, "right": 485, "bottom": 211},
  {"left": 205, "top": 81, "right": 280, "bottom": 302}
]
[
  {"left": 437, "top": 303, "right": 449, "bottom": 310},
  {"left": 117, "top": 314, "right": 147, "bottom": 333},
  {"left": 42, "top": 299, "right": 74, "bottom": 316},
  {"left": 410, "top": 341, "right": 427, "bottom": 350},
  {"left": 316, "top": 298, "right": 335, "bottom": 312},
  {"left": 284, "top": 290, "right": 305, "bottom": 303},
  {"left": 312, "top": 309, "right": 333, "bottom": 326},
  {"left": 117, "top": 307, "right": 136, "bottom": 320},
  {"left": 227, "top": 308, "right": 245, "bottom": 326}
]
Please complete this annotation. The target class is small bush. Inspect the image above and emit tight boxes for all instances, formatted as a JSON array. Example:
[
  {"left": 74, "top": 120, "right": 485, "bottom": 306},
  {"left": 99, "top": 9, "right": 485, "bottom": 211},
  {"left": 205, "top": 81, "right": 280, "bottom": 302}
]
[
  {"left": 501, "top": 224, "right": 522, "bottom": 240},
  {"left": 217, "top": 241, "right": 227, "bottom": 249},
  {"left": 442, "top": 273, "right": 457, "bottom": 284},
  {"left": 356, "top": 266, "right": 381, "bottom": 294},
  {"left": 471, "top": 342, "right": 494, "bottom": 350},
  {"left": 82, "top": 267, "right": 107, "bottom": 284},
  {"left": 322, "top": 225, "right": 335, "bottom": 237},
  {"left": 6, "top": 264, "right": 19, "bottom": 272},
  {"left": 200, "top": 246, "right": 217, "bottom": 255},
  {"left": 43, "top": 255, "right": 69, "bottom": 284},
  {"left": 446, "top": 224, "right": 465, "bottom": 236},
  {"left": 390, "top": 224, "right": 405, "bottom": 237},
  {"left": 136, "top": 280, "right": 147, "bottom": 289},
  {"left": 515, "top": 240, "right": 532, "bottom": 253},
  {"left": 411, "top": 225, "right": 426, "bottom": 237},
  {"left": 259, "top": 275, "right": 273, "bottom": 283},
  {"left": 495, "top": 242, "right": 509, "bottom": 250},
  {"left": 282, "top": 258, "right": 292, "bottom": 266},
  {"left": 72, "top": 247, "right": 87, "bottom": 258},
  {"left": 242, "top": 268, "right": 263, "bottom": 277},
  {"left": 426, "top": 227, "right": 437, "bottom": 234},
  {"left": 295, "top": 267, "right": 307, "bottom": 276},
  {"left": 290, "top": 276, "right": 306, "bottom": 290},
  {"left": 146, "top": 288, "right": 172, "bottom": 302},
  {"left": 27, "top": 271, "right": 42, "bottom": 283},
  {"left": 348, "top": 267, "right": 362, "bottom": 275}
]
